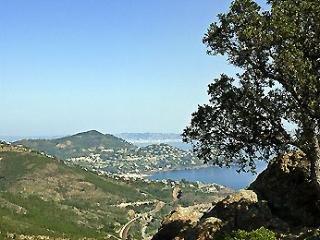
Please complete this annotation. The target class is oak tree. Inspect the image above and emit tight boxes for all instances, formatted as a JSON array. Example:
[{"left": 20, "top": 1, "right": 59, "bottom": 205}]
[{"left": 183, "top": 0, "right": 320, "bottom": 191}]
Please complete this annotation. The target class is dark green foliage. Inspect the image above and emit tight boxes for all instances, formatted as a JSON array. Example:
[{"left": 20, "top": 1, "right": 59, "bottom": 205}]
[
  {"left": 183, "top": 0, "right": 320, "bottom": 185},
  {"left": 304, "top": 230, "right": 320, "bottom": 240},
  {"left": 215, "top": 227, "right": 276, "bottom": 240}
]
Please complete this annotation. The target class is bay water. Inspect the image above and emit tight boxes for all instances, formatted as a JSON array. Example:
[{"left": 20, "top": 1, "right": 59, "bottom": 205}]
[{"left": 148, "top": 162, "right": 267, "bottom": 190}]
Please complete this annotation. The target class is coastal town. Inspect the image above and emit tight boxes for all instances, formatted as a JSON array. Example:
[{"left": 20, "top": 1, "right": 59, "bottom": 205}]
[{"left": 66, "top": 143, "right": 204, "bottom": 175}]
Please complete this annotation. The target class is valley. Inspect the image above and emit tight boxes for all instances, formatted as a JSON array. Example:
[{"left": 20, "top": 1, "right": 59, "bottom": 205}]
[{"left": 0, "top": 141, "right": 231, "bottom": 239}]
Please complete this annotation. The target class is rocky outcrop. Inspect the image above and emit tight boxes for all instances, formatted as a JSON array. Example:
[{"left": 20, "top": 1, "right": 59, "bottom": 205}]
[
  {"left": 152, "top": 152, "right": 320, "bottom": 240},
  {"left": 152, "top": 190, "right": 286, "bottom": 240},
  {"left": 202, "top": 190, "right": 287, "bottom": 231},
  {"left": 249, "top": 152, "right": 320, "bottom": 227},
  {"left": 152, "top": 205, "right": 208, "bottom": 240}
]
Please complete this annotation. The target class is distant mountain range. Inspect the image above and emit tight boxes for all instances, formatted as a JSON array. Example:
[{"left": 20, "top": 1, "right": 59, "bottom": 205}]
[
  {"left": 117, "top": 133, "right": 182, "bottom": 141},
  {"left": 13, "top": 130, "right": 202, "bottom": 174},
  {"left": 116, "top": 133, "right": 192, "bottom": 151},
  {"left": 2, "top": 132, "right": 192, "bottom": 151}
]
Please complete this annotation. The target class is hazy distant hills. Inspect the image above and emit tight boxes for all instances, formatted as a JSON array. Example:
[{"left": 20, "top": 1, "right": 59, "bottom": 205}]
[
  {"left": 116, "top": 133, "right": 192, "bottom": 151},
  {"left": 13, "top": 130, "right": 202, "bottom": 174},
  {"left": 0, "top": 142, "right": 225, "bottom": 239},
  {"left": 117, "top": 133, "right": 182, "bottom": 141}
]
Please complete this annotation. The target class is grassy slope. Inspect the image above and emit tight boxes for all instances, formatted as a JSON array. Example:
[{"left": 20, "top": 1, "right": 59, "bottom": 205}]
[
  {"left": 0, "top": 149, "right": 134, "bottom": 239},
  {"left": 0, "top": 143, "right": 220, "bottom": 239}
]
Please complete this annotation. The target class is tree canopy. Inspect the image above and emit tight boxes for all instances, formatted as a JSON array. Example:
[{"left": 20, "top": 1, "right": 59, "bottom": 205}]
[{"left": 183, "top": 0, "right": 320, "bottom": 186}]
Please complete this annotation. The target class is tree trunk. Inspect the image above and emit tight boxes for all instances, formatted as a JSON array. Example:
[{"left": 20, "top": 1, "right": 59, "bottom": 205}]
[{"left": 309, "top": 134, "right": 320, "bottom": 198}]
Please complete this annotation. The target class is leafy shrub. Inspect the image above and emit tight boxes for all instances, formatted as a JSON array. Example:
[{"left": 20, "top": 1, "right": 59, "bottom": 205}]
[
  {"left": 216, "top": 227, "right": 276, "bottom": 240},
  {"left": 304, "top": 231, "right": 320, "bottom": 240}
]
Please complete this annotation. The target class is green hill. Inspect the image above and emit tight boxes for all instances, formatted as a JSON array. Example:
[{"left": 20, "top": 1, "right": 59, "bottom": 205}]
[
  {"left": 13, "top": 131, "right": 204, "bottom": 174},
  {"left": 14, "top": 130, "right": 135, "bottom": 160},
  {"left": 0, "top": 142, "right": 227, "bottom": 239}
]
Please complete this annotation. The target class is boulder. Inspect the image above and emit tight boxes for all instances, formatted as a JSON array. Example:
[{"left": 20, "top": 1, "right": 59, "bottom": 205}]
[
  {"left": 152, "top": 190, "right": 284, "bottom": 240},
  {"left": 202, "top": 190, "right": 277, "bottom": 231},
  {"left": 249, "top": 152, "right": 320, "bottom": 226},
  {"left": 196, "top": 217, "right": 222, "bottom": 240},
  {"left": 152, "top": 205, "right": 203, "bottom": 240}
]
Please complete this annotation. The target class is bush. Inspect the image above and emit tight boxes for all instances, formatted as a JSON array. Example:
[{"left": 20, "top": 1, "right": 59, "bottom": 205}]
[
  {"left": 304, "top": 231, "right": 320, "bottom": 240},
  {"left": 216, "top": 227, "right": 276, "bottom": 240}
]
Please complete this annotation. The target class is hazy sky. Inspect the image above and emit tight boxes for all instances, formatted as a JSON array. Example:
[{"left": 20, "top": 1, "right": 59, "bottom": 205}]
[{"left": 1, "top": 0, "right": 266, "bottom": 136}]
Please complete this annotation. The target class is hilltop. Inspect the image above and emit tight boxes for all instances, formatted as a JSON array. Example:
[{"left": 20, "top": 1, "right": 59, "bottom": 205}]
[
  {"left": 14, "top": 130, "right": 135, "bottom": 160},
  {"left": 0, "top": 142, "right": 230, "bottom": 239},
  {"left": 14, "top": 131, "right": 203, "bottom": 174}
]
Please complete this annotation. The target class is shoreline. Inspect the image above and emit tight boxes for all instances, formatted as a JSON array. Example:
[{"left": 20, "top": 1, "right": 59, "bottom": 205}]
[
  {"left": 143, "top": 164, "right": 211, "bottom": 177},
  {"left": 114, "top": 164, "right": 213, "bottom": 181}
]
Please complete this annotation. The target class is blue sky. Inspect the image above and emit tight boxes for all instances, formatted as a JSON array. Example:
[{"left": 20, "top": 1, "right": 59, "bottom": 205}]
[{"left": 1, "top": 0, "right": 266, "bottom": 137}]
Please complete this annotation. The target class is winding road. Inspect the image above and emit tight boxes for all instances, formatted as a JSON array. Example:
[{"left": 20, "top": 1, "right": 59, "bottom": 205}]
[
  {"left": 119, "top": 216, "right": 141, "bottom": 240},
  {"left": 119, "top": 201, "right": 165, "bottom": 240}
]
